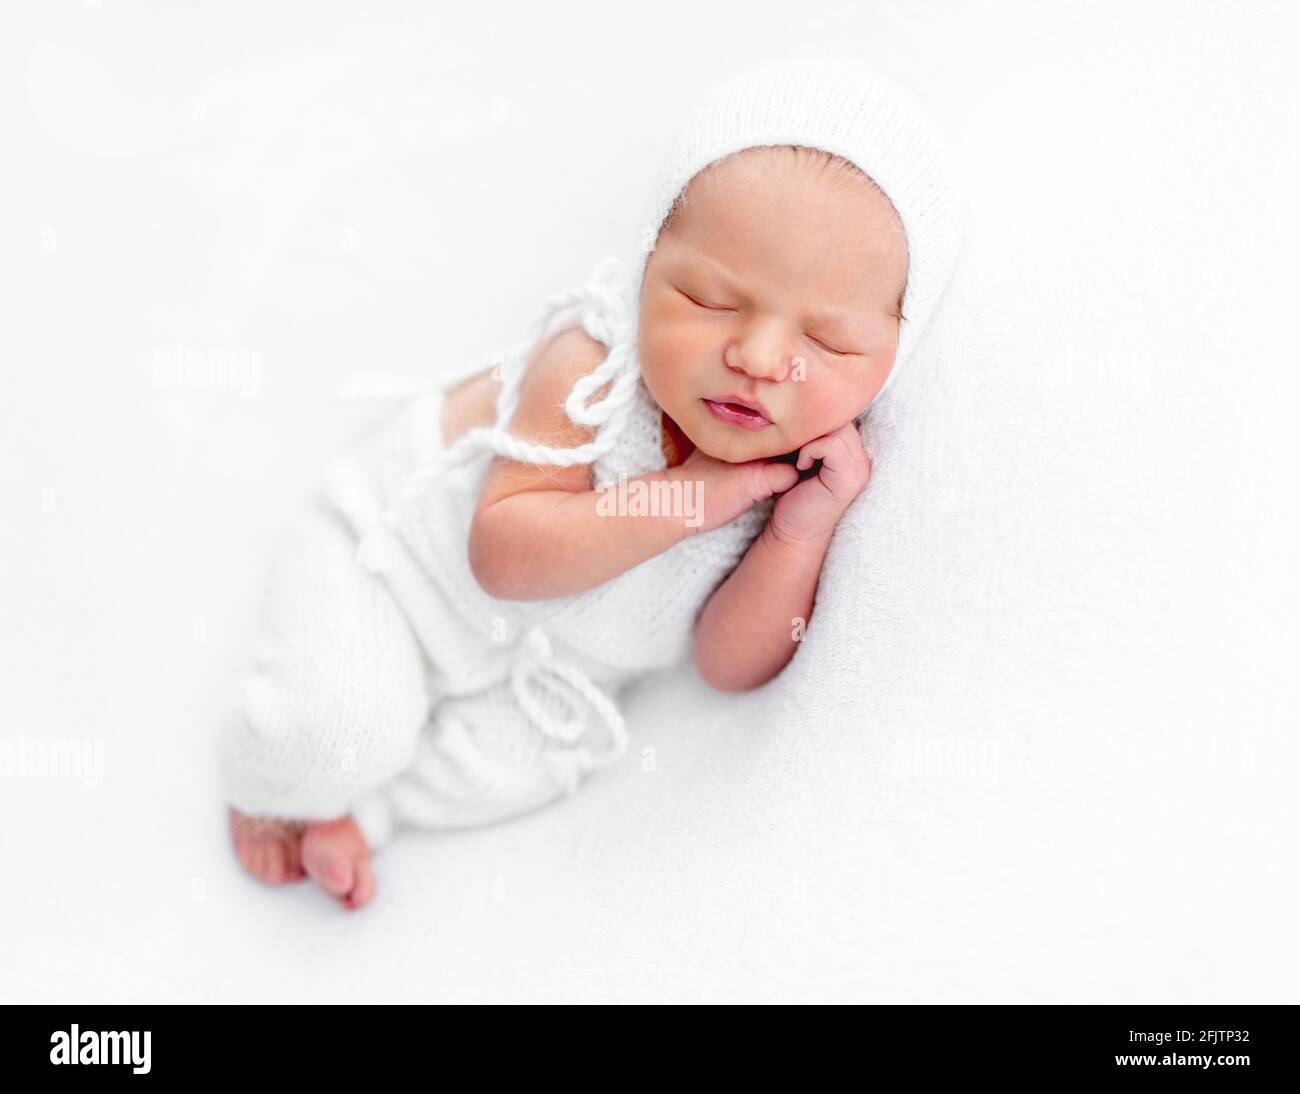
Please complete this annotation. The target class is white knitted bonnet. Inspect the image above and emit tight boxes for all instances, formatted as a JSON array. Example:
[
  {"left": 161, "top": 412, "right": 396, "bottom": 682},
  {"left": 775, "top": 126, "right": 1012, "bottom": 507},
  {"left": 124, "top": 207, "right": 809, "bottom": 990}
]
[
  {"left": 625, "top": 56, "right": 964, "bottom": 406},
  {"left": 361, "top": 57, "right": 963, "bottom": 566}
]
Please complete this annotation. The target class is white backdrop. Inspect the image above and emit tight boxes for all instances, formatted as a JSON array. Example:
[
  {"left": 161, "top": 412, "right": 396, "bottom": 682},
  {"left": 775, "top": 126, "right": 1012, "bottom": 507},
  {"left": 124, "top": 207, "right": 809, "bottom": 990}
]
[{"left": 2, "top": 1, "right": 1296, "bottom": 1002}]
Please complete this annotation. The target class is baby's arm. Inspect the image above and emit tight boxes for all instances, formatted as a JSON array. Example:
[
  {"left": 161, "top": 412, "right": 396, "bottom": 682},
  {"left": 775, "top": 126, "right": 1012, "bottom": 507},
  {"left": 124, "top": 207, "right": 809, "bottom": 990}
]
[
  {"left": 468, "top": 329, "right": 677, "bottom": 599},
  {"left": 693, "top": 524, "right": 834, "bottom": 692},
  {"left": 694, "top": 420, "right": 873, "bottom": 692},
  {"left": 472, "top": 466, "right": 703, "bottom": 600},
  {"left": 468, "top": 327, "right": 791, "bottom": 601}
]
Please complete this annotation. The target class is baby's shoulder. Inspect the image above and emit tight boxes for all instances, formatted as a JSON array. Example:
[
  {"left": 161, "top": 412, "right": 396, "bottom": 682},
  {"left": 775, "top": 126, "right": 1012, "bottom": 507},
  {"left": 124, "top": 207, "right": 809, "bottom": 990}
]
[
  {"left": 474, "top": 321, "right": 613, "bottom": 510},
  {"left": 509, "top": 321, "right": 613, "bottom": 447},
  {"left": 521, "top": 321, "right": 611, "bottom": 404}
]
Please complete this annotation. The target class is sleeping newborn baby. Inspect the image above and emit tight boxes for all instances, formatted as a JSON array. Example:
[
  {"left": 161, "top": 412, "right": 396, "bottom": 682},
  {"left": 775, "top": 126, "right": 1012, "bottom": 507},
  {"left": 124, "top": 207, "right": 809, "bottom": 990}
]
[{"left": 220, "top": 58, "right": 962, "bottom": 908}]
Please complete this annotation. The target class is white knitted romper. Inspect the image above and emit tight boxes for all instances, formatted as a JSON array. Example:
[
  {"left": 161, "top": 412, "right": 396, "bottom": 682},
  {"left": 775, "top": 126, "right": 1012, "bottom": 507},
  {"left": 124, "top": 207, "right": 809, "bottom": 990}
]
[{"left": 218, "top": 256, "right": 774, "bottom": 850}]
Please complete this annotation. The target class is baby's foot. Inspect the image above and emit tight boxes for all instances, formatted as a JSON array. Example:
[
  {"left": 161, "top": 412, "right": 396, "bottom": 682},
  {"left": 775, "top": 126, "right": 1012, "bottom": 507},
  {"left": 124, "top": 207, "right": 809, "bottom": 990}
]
[
  {"left": 228, "top": 806, "right": 307, "bottom": 884},
  {"left": 301, "top": 815, "right": 376, "bottom": 910}
]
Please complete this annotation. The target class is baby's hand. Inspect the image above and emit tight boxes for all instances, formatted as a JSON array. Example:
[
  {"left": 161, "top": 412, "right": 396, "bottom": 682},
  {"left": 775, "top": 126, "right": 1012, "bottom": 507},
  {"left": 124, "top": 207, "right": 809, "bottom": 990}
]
[
  {"left": 768, "top": 421, "right": 872, "bottom": 546},
  {"left": 677, "top": 446, "right": 800, "bottom": 535}
]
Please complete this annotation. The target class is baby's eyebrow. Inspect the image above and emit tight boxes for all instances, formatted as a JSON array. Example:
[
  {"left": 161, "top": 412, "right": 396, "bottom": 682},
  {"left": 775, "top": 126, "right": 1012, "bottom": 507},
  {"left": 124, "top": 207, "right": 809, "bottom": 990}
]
[
  {"left": 805, "top": 304, "right": 878, "bottom": 343},
  {"left": 807, "top": 304, "right": 863, "bottom": 329},
  {"left": 677, "top": 248, "right": 878, "bottom": 332},
  {"left": 675, "top": 249, "right": 735, "bottom": 282}
]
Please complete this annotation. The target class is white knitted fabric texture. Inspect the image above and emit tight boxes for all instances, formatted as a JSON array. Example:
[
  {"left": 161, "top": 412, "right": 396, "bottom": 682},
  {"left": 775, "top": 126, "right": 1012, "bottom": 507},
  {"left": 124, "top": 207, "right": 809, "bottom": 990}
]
[{"left": 218, "top": 262, "right": 771, "bottom": 841}]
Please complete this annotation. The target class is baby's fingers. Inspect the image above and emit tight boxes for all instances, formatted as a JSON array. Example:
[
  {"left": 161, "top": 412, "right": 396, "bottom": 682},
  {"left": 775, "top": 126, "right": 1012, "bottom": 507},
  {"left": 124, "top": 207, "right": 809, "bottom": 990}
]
[
  {"left": 754, "top": 458, "right": 800, "bottom": 497},
  {"left": 796, "top": 422, "right": 867, "bottom": 471},
  {"left": 795, "top": 440, "right": 825, "bottom": 472},
  {"left": 795, "top": 432, "right": 845, "bottom": 471}
]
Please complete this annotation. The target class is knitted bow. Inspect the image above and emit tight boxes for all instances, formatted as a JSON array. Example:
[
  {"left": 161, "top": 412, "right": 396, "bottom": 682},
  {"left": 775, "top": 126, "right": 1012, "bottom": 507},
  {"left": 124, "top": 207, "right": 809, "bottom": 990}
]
[{"left": 508, "top": 623, "right": 629, "bottom": 793}]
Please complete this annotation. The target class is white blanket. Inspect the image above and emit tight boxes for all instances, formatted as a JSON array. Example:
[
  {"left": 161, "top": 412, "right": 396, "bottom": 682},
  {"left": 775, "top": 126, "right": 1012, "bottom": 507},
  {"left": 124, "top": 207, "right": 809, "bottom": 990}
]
[
  {"left": 751, "top": 18, "right": 1300, "bottom": 999},
  {"left": 4, "top": 0, "right": 1296, "bottom": 1003}
]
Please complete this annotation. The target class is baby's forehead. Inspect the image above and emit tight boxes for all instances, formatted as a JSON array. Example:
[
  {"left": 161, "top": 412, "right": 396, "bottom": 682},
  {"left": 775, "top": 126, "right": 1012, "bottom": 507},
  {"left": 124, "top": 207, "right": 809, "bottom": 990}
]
[
  {"left": 672, "top": 145, "right": 903, "bottom": 236},
  {"left": 658, "top": 149, "right": 909, "bottom": 317},
  {"left": 686, "top": 145, "right": 880, "bottom": 198}
]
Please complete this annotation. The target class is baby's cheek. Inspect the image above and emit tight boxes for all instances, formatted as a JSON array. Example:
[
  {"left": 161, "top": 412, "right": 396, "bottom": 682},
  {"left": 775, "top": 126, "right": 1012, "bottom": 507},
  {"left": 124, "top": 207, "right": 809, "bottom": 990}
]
[
  {"left": 796, "top": 375, "right": 848, "bottom": 436},
  {"left": 643, "top": 323, "right": 697, "bottom": 384}
]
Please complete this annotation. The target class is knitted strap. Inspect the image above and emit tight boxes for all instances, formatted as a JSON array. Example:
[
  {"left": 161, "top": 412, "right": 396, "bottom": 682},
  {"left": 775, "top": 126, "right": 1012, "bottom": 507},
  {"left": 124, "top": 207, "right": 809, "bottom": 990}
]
[
  {"left": 334, "top": 264, "right": 638, "bottom": 804},
  {"left": 349, "top": 255, "right": 638, "bottom": 575},
  {"left": 338, "top": 264, "right": 637, "bottom": 798}
]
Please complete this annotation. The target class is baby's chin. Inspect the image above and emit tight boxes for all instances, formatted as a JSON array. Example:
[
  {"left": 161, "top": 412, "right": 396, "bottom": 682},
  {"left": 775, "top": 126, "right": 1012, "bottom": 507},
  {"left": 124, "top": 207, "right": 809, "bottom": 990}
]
[
  {"left": 691, "top": 418, "right": 862, "bottom": 464},
  {"left": 691, "top": 432, "right": 797, "bottom": 465}
]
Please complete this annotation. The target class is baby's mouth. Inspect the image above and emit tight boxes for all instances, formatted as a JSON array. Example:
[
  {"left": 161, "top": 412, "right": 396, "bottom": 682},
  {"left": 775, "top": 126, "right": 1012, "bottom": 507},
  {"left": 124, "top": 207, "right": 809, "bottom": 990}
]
[{"left": 701, "top": 398, "right": 773, "bottom": 431}]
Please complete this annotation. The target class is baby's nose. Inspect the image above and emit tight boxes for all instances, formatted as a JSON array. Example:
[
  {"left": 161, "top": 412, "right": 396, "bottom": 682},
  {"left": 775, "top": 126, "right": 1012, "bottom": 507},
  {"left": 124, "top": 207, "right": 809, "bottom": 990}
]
[{"left": 724, "top": 322, "right": 796, "bottom": 382}]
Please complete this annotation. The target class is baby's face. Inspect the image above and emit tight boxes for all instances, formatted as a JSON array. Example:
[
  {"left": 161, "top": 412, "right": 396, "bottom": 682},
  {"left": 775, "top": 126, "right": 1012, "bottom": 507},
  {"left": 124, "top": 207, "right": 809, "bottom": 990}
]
[{"left": 638, "top": 146, "right": 908, "bottom": 463}]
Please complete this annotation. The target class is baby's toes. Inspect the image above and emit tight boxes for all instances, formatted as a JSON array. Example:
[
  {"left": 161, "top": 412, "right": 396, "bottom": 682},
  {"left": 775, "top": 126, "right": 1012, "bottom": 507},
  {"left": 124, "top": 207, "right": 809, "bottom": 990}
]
[
  {"left": 301, "top": 837, "right": 354, "bottom": 898},
  {"left": 306, "top": 850, "right": 352, "bottom": 896},
  {"left": 343, "top": 858, "right": 376, "bottom": 910},
  {"left": 229, "top": 808, "right": 306, "bottom": 884},
  {"left": 301, "top": 817, "right": 374, "bottom": 908},
  {"left": 263, "top": 834, "right": 306, "bottom": 883},
  {"left": 235, "top": 832, "right": 275, "bottom": 881}
]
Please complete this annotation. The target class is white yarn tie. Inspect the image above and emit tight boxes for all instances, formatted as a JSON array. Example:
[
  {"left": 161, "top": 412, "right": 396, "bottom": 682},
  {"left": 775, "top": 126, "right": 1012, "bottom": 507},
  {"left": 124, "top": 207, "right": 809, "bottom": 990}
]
[
  {"left": 342, "top": 259, "right": 636, "bottom": 577},
  {"left": 337, "top": 261, "right": 637, "bottom": 795},
  {"left": 508, "top": 623, "right": 628, "bottom": 772}
]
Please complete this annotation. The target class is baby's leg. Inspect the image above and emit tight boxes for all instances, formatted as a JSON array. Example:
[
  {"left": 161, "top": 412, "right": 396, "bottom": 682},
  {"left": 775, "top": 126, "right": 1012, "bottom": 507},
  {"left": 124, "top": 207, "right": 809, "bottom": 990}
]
[
  {"left": 220, "top": 500, "right": 431, "bottom": 900},
  {"left": 348, "top": 678, "right": 616, "bottom": 846}
]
